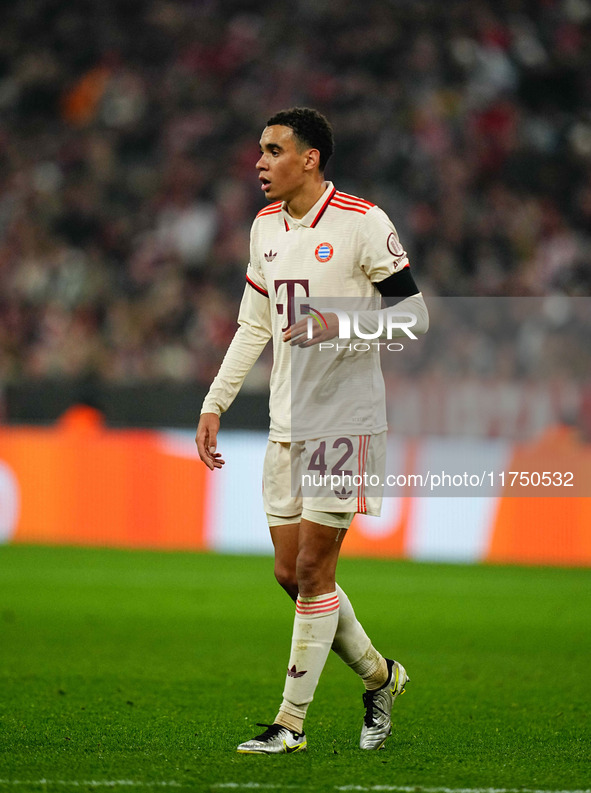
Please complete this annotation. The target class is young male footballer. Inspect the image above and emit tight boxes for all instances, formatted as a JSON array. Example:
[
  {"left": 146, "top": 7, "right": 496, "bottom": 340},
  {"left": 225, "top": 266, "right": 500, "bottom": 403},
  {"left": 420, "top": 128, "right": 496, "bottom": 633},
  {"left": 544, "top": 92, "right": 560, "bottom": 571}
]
[{"left": 196, "top": 107, "right": 428, "bottom": 754}]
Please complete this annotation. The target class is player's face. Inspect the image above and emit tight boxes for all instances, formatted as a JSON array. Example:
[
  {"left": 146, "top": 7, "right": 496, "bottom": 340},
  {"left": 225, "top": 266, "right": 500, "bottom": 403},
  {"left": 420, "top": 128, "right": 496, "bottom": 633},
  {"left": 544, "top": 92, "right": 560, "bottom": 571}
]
[{"left": 257, "top": 125, "right": 309, "bottom": 203}]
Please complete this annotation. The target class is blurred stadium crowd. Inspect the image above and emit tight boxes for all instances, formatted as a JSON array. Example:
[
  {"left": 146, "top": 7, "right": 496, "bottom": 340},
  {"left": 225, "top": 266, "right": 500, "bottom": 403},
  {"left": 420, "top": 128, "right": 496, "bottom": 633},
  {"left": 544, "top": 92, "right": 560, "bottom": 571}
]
[{"left": 1, "top": 0, "right": 591, "bottom": 387}]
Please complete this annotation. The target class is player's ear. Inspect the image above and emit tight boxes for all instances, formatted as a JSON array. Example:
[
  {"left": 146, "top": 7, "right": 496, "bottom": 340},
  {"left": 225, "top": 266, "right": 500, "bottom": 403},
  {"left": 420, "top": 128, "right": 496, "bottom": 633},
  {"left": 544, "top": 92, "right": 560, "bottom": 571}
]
[{"left": 303, "top": 147, "right": 321, "bottom": 172}]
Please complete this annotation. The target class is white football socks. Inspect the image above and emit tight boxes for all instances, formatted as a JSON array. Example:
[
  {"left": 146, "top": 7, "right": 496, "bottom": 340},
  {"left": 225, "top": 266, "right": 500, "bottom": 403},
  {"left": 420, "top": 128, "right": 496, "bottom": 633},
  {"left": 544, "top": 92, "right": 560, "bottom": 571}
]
[
  {"left": 275, "top": 591, "right": 340, "bottom": 734},
  {"left": 332, "top": 583, "right": 388, "bottom": 690}
]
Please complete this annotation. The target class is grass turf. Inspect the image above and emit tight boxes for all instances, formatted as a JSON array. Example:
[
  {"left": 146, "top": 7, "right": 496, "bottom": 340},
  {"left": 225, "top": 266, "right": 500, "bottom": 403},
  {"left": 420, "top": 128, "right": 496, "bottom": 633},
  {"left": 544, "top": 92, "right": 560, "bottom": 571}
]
[{"left": 0, "top": 545, "right": 589, "bottom": 792}]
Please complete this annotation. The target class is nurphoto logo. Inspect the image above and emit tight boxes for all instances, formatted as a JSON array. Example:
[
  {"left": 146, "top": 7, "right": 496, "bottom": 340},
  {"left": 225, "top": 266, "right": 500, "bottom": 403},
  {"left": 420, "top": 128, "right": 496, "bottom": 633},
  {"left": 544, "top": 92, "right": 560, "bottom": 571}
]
[{"left": 304, "top": 306, "right": 418, "bottom": 352}]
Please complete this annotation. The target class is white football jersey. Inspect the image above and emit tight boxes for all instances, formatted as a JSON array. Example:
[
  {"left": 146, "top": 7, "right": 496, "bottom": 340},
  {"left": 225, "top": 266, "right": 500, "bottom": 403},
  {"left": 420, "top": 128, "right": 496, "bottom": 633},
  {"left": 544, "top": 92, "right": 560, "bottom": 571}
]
[{"left": 202, "top": 181, "right": 412, "bottom": 441}]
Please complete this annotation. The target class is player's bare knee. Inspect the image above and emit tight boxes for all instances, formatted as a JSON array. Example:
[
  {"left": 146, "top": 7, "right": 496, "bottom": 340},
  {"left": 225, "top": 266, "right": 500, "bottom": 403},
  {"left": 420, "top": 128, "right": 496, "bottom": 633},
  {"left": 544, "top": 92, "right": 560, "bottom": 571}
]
[
  {"left": 295, "top": 552, "right": 328, "bottom": 595},
  {"left": 274, "top": 564, "right": 298, "bottom": 600}
]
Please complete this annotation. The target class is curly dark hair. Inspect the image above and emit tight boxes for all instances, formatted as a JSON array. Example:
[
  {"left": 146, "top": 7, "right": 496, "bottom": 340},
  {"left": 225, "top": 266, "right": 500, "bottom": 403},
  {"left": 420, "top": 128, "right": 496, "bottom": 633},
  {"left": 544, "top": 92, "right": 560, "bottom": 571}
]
[{"left": 266, "top": 107, "right": 334, "bottom": 172}]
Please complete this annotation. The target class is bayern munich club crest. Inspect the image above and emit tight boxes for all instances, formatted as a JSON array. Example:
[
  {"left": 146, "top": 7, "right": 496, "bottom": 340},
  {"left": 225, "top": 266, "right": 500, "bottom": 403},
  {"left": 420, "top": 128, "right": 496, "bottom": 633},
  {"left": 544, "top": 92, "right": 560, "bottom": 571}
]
[{"left": 315, "top": 242, "right": 334, "bottom": 262}]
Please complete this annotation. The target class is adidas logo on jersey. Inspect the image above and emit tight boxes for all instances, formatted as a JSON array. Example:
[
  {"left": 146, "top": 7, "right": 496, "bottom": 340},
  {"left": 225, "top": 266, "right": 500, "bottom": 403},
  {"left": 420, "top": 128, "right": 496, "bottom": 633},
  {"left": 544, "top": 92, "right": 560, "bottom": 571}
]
[{"left": 264, "top": 250, "right": 277, "bottom": 262}]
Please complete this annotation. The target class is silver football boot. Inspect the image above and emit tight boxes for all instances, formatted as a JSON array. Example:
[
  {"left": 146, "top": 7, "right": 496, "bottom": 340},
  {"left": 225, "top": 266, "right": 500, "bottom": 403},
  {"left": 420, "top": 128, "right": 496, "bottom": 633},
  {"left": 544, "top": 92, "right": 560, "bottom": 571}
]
[{"left": 359, "top": 659, "right": 409, "bottom": 750}]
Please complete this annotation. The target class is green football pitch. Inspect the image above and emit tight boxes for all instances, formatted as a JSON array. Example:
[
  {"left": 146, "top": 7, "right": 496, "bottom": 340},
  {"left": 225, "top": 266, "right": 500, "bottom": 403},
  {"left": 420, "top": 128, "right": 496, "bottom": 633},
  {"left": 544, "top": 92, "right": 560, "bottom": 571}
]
[{"left": 0, "top": 546, "right": 589, "bottom": 793}]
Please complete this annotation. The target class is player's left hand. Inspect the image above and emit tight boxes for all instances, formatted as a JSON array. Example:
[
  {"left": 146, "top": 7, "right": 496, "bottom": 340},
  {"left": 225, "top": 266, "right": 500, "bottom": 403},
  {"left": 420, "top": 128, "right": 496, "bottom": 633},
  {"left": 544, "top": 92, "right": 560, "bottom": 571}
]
[{"left": 284, "top": 313, "right": 339, "bottom": 347}]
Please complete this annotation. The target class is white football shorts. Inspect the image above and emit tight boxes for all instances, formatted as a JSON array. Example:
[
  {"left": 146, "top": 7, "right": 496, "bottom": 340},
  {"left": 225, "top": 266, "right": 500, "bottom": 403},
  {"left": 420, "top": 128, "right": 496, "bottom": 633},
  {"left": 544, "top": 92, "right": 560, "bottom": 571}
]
[{"left": 263, "top": 432, "right": 386, "bottom": 527}]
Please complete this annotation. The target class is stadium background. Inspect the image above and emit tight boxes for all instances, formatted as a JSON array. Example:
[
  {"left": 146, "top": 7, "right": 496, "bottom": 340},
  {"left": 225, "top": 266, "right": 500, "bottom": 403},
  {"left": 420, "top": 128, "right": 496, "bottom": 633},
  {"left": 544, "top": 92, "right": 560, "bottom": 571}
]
[
  {"left": 1, "top": 0, "right": 591, "bottom": 560},
  {"left": 1, "top": 3, "right": 590, "bottom": 791}
]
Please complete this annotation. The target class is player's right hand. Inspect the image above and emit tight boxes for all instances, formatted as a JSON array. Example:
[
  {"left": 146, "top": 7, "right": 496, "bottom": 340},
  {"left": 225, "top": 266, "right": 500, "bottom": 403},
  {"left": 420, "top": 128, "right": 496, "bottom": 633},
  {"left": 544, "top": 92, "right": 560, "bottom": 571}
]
[{"left": 196, "top": 413, "right": 225, "bottom": 470}]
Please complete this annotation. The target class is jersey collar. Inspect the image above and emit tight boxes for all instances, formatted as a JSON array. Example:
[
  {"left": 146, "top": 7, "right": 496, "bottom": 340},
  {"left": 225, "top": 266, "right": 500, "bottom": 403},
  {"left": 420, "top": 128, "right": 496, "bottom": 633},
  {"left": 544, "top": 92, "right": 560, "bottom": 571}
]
[{"left": 282, "top": 182, "right": 336, "bottom": 230}]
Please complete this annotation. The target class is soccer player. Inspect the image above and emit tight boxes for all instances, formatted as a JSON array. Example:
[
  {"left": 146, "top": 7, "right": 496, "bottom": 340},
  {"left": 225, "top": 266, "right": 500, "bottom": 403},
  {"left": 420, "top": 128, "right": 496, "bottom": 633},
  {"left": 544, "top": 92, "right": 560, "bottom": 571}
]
[{"left": 196, "top": 108, "right": 428, "bottom": 754}]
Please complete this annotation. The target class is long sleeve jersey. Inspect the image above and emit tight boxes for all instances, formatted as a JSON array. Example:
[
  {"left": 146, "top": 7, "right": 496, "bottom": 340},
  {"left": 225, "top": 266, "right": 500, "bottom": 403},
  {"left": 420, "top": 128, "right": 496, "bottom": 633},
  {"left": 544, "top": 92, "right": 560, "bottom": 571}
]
[{"left": 201, "top": 182, "right": 428, "bottom": 441}]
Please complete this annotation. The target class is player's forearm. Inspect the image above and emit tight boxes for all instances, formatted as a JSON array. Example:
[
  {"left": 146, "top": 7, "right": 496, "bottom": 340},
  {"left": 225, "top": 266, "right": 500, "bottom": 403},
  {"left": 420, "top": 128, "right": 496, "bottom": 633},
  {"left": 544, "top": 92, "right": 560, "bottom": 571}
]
[{"left": 201, "top": 324, "right": 270, "bottom": 416}]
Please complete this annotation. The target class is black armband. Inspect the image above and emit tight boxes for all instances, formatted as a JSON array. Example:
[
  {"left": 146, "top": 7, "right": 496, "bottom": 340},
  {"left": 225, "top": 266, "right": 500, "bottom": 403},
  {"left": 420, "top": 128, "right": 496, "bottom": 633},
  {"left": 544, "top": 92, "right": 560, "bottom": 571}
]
[{"left": 374, "top": 266, "right": 419, "bottom": 302}]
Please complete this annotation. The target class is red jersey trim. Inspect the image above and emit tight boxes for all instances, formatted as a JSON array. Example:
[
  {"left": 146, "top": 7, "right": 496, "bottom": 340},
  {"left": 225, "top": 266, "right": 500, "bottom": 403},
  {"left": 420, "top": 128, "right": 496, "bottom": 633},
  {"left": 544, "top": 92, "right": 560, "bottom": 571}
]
[
  {"left": 331, "top": 202, "right": 368, "bottom": 215},
  {"left": 246, "top": 275, "right": 269, "bottom": 297},
  {"left": 256, "top": 201, "right": 282, "bottom": 218},
  {"left": 335, "top": 191, "right": 375, "bottom": 208},
  {"left": 256, "top": 208, "right": 282, "bottom": 220},
  {"left": 310, "top": 187, "right": 337, "bottom": 228}
]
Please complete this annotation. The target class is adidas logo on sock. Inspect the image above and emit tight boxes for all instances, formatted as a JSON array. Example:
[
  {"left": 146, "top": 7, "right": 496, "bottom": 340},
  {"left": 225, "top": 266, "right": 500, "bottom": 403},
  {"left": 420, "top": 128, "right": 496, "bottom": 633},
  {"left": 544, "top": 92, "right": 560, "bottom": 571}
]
[{"left": 287, "top": 665, "right": 307, "bottom": 678}]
